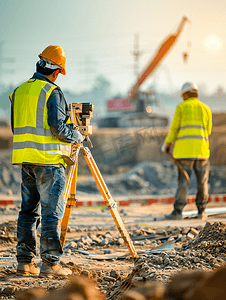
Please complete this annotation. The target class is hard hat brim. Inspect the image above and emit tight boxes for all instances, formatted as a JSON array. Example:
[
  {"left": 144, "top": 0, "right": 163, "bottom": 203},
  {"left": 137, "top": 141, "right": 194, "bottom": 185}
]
[{"left": 38, "top": 54, "right": 66, "bottom": 75}]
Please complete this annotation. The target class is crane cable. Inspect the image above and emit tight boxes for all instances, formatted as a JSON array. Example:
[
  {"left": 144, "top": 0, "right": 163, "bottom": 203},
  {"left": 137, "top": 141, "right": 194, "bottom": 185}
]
[{"left": 183, "top": 20, "right": 192, "bottom": 63}]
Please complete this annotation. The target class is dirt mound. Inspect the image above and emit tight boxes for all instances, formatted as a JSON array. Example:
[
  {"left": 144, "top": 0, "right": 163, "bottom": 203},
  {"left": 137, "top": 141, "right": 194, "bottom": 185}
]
[
  {"left": 212, "top": 112, "right": 226, "bottom": 127},
  {"left": 13, "top": 264, "right": 226, "bottom": 300},
  {"left": 77, "top": 161, "right": 226, "bottom": 196},
  {"left": 16, "top": 276, "right": 105, "bottom": 300},
  {"left": 2, "top": 147, "right": 226, "bottom": 197},
  {"left": 105, "top": 222, "right": 226, "bottom": 299},
  {"left": 106, "top": 247, "right": 225, "bottom": 299},
  {"left": 182, "top": 222, "right": 226, "bottom": 258},
  {"left": 0, "top": 220, "right": 17, "bottom": 245},
  {"left": 0, "top": 150, "right": 21, "bottom": 195},
  {"left": 123, "top": 266, "right": 226, "bottom": 300}
]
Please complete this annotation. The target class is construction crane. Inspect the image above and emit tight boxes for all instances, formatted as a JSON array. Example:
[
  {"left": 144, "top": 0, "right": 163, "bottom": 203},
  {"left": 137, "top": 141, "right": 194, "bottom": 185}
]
[
  {"left": 128, "top": 16, "right": 191, "bottom": 99},
  {"left": 98, "top": 16, "right": 191, "bottom": 128}
]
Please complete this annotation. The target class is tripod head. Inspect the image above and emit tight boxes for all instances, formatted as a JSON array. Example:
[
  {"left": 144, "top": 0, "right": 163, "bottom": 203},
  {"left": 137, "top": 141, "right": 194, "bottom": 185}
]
[{"left": 69, "top": 103, "right": 94, "bottom": 136}]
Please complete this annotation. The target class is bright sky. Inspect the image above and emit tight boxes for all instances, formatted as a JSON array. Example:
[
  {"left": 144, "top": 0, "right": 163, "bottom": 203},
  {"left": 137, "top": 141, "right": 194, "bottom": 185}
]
[{"left": 1, "top": 0, "right": 226, "bottom": 96}]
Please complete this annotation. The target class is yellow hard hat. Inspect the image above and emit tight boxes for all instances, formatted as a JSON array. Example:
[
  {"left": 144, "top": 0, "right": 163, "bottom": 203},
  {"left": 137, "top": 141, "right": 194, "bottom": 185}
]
[{"left": 38, "top": 45, "right": 66, "bottom": 75}]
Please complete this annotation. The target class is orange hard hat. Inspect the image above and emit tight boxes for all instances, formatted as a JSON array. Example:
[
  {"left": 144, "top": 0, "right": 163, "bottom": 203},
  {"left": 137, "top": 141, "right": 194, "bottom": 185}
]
[{"left": 38, "top": 45, "right": 66, "bottom": 75}]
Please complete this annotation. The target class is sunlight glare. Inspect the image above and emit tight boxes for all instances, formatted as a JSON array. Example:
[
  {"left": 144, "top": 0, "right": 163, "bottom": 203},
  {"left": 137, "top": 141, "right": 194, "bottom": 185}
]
[{"left": 205, "top": 37, "right": 221, "bottom": 51}]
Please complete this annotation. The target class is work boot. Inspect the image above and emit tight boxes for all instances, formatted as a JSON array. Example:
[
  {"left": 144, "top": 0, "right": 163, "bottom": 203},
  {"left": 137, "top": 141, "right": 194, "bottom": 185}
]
[
  {"left": 39, "top": 262, "right": 72, "bottom": 278},
  {"left": 197, "top": 210, "right": 208, "bottom": 221},
  {"left": 17, "top": 262, "right": 40, "bottom": 276},
  {"left": 165, "top": 210, "right": 183, "bottom": 220}
]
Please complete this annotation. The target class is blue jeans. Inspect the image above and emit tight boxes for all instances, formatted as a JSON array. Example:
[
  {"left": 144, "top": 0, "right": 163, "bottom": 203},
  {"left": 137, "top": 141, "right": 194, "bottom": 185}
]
[
  {"left": 17, "top": 164, "right": 66, "bottom": 265},
  {"left": 174, "top": 159, "right": 209, "bottom": 213}
]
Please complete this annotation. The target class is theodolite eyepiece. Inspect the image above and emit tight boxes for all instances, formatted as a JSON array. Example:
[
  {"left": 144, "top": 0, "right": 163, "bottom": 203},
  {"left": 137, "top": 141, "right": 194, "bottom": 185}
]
[{"left": 69, "top": 103, "right": 94, "bottom": 136}]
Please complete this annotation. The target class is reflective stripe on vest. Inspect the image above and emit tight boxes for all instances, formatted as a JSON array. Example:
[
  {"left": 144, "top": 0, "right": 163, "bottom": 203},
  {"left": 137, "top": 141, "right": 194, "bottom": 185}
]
[
  {"left": 176, "top": 125, "right": 209, "bottom": 143},
  {"left": 179, "top": 125, "right": 206, "bottom": 130},
  {"left": 13, "top": 140, "right": 70, "bottom": 152},
  {"left": 14, "top": 126, "right": 53, "bottom": 136},
  {"left": 12, "top": 79, "right": 71, "bottom": 166},
  {"left": 36, "top": 83, "right": 53, "bottom": 127},
  {"left": 175, "top": 135, "right": 209, "bottom": 142},
  {"left": 165, "top": 97, "right": 212, "bottom": 159}
]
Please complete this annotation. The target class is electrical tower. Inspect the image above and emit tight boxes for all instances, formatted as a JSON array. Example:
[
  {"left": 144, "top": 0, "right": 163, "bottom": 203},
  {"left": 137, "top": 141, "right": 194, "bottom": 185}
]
[{"left": 131, "top": 33, "right": 143, "bottom": 81}]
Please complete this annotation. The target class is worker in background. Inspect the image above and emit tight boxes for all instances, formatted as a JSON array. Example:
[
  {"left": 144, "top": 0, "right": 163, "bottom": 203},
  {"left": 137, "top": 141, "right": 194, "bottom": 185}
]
[
  {"left": 162, "top": 82, "right": 212, "bottom": 220},
  {"left": 9, "top": 45, "right": 84, "bottom": 277}
]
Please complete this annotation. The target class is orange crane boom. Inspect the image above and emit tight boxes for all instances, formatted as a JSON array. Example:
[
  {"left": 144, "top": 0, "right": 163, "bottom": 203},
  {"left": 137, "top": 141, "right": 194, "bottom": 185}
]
[{"left": 128, "top": 16, "right": 191, "bottom": 99}]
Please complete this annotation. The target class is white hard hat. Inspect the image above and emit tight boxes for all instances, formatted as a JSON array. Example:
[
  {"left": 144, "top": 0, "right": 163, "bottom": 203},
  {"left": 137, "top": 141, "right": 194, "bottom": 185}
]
[{"left": 181, "top": 82, "right": 198, "bottom": 96}]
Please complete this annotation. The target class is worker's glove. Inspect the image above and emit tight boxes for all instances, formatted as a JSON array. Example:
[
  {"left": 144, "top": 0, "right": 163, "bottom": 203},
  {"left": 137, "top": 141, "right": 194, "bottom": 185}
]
[
  {"left": 161, "top": 142, "right": 171, "bottom": 154},
  {"left": 73, "top": 128, "right": 85, "bottom": 144}
]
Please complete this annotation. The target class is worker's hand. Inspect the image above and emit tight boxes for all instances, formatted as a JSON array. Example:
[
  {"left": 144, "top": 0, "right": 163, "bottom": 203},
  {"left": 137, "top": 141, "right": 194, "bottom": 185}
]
[
  {"left": 161, "top": 142, "right": 171, "bottom": 154},
  {"left": 73, "top": 129, "right": 85, "bottom": 144}
]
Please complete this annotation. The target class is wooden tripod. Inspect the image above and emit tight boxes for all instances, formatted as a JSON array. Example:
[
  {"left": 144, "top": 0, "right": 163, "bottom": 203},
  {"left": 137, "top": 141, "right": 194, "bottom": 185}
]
[{"left": 60, "top": 104, "right": 138, "bottom": 260}]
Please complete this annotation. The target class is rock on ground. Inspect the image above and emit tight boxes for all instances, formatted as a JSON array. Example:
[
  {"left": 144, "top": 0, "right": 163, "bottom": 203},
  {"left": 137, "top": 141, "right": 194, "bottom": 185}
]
[{"left": 0, "top": 220, "right": 226, "bottom": 299}]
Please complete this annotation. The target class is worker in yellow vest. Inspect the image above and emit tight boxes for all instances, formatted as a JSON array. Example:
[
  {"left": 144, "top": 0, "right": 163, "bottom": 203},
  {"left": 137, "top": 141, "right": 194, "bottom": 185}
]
[
  {"left": 9, "top": 45, "right": 84, "bottom": 277},
  {"left": 162, "top": 82, "right": 212, "bottom": 220}
]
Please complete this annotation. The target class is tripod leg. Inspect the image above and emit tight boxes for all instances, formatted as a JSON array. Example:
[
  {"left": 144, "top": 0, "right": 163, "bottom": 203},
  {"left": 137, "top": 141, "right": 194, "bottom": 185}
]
[
  {"left": 81, "top": 147, "right": 138, "bottom": 260},
  {"left": 60, "top": 159, "right": 78, "bottom": 248}
]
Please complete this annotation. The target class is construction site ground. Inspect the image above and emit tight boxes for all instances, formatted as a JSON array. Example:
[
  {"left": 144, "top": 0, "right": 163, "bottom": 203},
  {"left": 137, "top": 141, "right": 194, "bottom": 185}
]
[
  {"left": 0, "top": 198, "right": 226, "bottom": 299},
  {"left": 1, "top": 113, "right": 226, "bottom": 299}
]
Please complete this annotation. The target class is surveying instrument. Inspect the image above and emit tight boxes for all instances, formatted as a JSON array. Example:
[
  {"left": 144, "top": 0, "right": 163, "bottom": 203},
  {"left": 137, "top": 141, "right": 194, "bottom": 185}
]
[{"left": 60, "top": 103, "right": 138, "bottom": 260}]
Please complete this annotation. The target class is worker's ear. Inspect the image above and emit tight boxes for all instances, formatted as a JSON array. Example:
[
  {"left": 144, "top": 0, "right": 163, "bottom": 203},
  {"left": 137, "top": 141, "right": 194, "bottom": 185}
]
[
  {"left": 52, "top": 69, "right": 60, "bottom": 81},
  {"left": 182, "top": 94, "right": 187, "bottom": 101},
  {"left": 54, "top": 69, "right": 60, "bottom": 76}
]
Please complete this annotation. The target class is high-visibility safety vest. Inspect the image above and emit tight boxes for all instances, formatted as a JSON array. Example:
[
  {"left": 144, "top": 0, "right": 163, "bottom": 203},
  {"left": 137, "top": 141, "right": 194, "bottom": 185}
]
[
  {"left": 165, "top": 97, "right": 212, "bottom": 159},
  {"left": 9, "top": 79, "right": 71, "bottom": 167}
]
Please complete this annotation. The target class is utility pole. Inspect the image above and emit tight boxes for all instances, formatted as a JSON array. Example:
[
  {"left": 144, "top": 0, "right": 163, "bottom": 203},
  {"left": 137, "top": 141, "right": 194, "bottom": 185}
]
[{"left": 131, "top": 33, "right": 143, "bottom": 81}]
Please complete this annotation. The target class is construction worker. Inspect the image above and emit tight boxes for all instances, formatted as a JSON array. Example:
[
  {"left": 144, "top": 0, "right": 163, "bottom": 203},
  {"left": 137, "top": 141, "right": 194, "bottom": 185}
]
[
  {"left": 9, "top": 45, "right": 84, "bottom": 277},
  {"left": 162, "top": 82, "right": 212, "bottom": 220}
]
